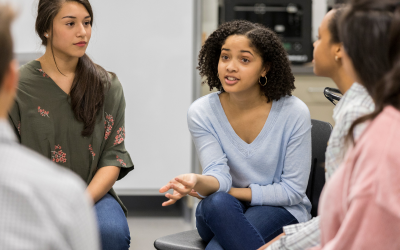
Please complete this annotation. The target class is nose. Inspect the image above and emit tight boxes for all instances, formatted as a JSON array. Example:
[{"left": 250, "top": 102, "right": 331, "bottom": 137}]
[
  {"left": 226, "top": 59, "right": 238, "bottom": 73},
  {"left": 76, "top": 23, "right": 87, "bottom": 37}
]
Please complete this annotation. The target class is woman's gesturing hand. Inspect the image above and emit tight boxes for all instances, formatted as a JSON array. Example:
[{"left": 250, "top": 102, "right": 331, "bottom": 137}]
[
  {"left": 159, "top": 174, "right": 198, "bottom": 206},
  {"left": 188, "top": 189, "right": 203, "bottom": 200}
]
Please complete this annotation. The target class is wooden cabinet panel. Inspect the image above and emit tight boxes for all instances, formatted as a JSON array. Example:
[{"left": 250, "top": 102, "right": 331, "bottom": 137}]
[{"left": 293, "top": 76, "right": 337, "bottom": 103}]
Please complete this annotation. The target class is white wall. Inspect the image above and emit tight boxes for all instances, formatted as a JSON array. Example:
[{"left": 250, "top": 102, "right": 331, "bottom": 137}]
[
  {"left": 88, "top": 0, "right": 197, "bottom": 194},
  {"left": 11, "top": 0, "right": 198, "bottom": 195},
  {"left": 10, "top": 0, "right": 43, "bottom": 54},
  {"left": 312, "top": 0, "right": 328, "bottom": 42}
]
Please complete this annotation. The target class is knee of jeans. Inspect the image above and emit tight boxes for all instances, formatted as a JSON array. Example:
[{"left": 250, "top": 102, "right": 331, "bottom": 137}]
[
  {"left": 99, "top": 222, "right": 130, "bottom": 244},
  {"left": 201, "top": 192, "right": 234, "bottom": 215}
]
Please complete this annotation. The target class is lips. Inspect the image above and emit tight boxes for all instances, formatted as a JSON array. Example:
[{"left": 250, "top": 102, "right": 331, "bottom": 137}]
[
  {"left": 74, "top": 41, "right": 87, "bottom": 47},
  {"left": 224, "top": 75, "right": 239, "bottom": 85}
]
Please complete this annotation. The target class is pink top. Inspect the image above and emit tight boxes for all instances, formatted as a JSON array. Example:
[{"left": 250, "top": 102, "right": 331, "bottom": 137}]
[{"left": 310, "top": 106, "right": 400, "bottom": 250}]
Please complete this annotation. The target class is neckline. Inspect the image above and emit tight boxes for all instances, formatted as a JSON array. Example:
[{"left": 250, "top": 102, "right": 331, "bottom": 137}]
[
  {"left": 210, "top": 92, "right": 282, "bottom": 157},
  {"left": 30, "top": 60, "right": 70, "bottom": 96}
]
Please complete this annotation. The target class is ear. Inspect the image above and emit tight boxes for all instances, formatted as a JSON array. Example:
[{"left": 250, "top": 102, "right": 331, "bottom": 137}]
[
  {"left": 333, "top": 43, "right": 342, "bottom": 60},
  {"left": 2, "top": 60, "right": 19, "bottom": 92},
  {"left": 262, "top": 62, "right": 271, "bottom": 77}
]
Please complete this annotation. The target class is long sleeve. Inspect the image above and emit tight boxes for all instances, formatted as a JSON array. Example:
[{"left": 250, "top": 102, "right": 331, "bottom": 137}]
[
  {"left": 187, "top": 103, "right": 232, "bottom": 194},
  {"left": 310, "top": 195, "right": 400, "bottom": 250},
  {"left": 267, "top": 217, "right": 320, "bottom": 250},
  {"left": 249, "top": 108, "right": 312, "bottom": 207},
  {"left": 313, "top": 106, "right": 400, "bottom": 250},
  {"left": 188, "top": 93, "right": 312, "bottom": 222},
  {"left": 98, "top": 76, "right": 134, "bottom": 180}
]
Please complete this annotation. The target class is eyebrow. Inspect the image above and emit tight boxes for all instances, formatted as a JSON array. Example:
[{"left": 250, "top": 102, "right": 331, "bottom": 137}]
[
  {"left": 241, "top": 50, "right": 254, "bottom": 56},
  {"left": 221, "top": 48, "right": 254, "bottom": 56},
  {"left": 62, "top": 15, "right": 91, "bottom": 19}
]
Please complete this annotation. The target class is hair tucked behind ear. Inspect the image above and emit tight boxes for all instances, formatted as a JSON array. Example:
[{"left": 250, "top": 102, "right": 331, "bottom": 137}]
[
  {"left": 328, "top": 6, "right": 346, "bottom": 44},
  {"left": 343, "top": 0, "right": 400, "bottom": 143},
  {"left": 35, "top": 0, "right": 113, "bottom": 136}
]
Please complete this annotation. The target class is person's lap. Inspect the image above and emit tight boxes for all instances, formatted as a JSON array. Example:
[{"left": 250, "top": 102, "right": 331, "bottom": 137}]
[
  {"left": 196, "top": 192, "right": 298, "bottom": 250},
  {"left": 95, "top": 193, "right": 131, "bottom": 250}
]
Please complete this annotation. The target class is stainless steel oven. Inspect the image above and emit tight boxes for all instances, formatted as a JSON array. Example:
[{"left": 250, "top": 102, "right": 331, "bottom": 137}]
[{"left": 223, "top": 0, "right": 312, "bottom": 64}]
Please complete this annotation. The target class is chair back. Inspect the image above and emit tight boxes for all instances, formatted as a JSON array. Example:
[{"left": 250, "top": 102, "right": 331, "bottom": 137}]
[{"left": 306, "top": 119, "right": 332, "bottom": 217}]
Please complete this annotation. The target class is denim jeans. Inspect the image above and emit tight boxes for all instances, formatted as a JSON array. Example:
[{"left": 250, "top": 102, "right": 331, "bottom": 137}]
[
  {"left": 95, "top": 193, "right": 131, "bottom": 250},
  {"left": 196, "top": 192, "right": 298, "bottom": 250}
]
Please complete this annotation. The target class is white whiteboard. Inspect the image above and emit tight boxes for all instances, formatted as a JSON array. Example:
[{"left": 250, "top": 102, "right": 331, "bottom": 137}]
[{"left": 11, "top": 0, "right": 199, "bottom": 195}]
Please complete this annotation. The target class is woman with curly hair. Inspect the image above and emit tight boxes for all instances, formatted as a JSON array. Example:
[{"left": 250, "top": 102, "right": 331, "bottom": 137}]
[{"left": 160, "top": 20, "right": 312, "bottom": 250}]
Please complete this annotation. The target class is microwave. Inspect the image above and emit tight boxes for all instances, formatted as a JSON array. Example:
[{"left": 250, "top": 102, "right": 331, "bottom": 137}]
[{"left": 222, "top": 0, "right": 313, "bottom": 64}]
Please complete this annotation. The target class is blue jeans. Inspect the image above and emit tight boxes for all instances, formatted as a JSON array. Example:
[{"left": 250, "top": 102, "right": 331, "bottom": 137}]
[
  {"left": 196, "top": 192, "right": 298, "bottom": 250},
  {"left": 95, "top": 193, "right": 131, "bottom": 250}
]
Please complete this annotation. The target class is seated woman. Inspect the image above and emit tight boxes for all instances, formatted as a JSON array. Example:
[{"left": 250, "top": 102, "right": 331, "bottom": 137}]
[
  {"left": 8, "top": 1, "right": 133, "bottom": 249},
  {"left": 309, "top": 0, "right": 400, "bottom": 249},
  {"left": 160, "top": 20, "right": 312, "bottom": 250},
  {"left": 261, "top": 6, "right": 376, "bottom": 250}
]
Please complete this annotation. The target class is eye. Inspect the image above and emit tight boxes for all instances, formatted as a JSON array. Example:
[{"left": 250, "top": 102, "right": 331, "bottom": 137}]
[
  {"left": 84, "top": 21, "right": 91, "bottom": 26},
  {"left": 67, "top": 22, "right": 74, "bottom": 27},
  {"left": 221, "top": 55, "right": 229, "bottom": 60},
  {"left": 316, "top": 35, "right": 321, "bottom": 40},
  {"left": 242, "top": 58, "right": 250, "bottom": 63}
]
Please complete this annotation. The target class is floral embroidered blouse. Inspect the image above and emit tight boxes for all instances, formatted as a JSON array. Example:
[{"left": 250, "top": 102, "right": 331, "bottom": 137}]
[{"left": 8, "top": 60, "right": 134, "bottom": 215}]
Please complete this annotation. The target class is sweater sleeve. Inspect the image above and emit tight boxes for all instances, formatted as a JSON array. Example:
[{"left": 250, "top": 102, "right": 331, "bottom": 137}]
[
  {"left": 249, "top": 107, "right": 312, "bottom": 207},
  {"left": 187, "top": 103, "right": 232, "bottom": 195}
]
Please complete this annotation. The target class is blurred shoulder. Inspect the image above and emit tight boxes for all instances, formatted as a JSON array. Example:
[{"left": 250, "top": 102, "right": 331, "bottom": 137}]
[{"left": 0, "top": 144, "right": 87, "bottom": 204}]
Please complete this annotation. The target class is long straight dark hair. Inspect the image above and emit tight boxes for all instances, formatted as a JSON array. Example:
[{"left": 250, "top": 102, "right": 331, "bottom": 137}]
[
  {"left": 340, "top": 0, "right": 400, "bottom": 143},
  {"left": 35, "top": 0, "right": 112, "bottom": 136}
]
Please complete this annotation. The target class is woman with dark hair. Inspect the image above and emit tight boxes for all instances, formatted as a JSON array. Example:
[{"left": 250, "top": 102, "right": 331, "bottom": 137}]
[
  {"left": 260, "top": 6, "right": 376, "bottom": 250},
  {"left": 160, "top": 20, "right": 312, "bottom": 250},
  {"left": 308, "top": 0, "right": 400, "bottom": 249},
  {"left": 8, "top": 1, "right": 133, "bottom": 249}
]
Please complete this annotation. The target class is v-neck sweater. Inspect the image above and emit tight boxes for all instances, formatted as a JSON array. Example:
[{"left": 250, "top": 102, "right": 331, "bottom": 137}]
[{"left": 188, "top": 92, "right": 312, "bottom": 223}]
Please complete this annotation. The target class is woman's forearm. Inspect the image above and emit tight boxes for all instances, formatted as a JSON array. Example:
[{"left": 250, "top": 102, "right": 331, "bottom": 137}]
[
  {"left": 87, "top": 166, "right": 120, "bottom": 203},
  {"left": 194, "top": 175, "right": 220, "bottom": 197},
  {"left": 228, "top": 188, "right": 252, "bottom": 202}
]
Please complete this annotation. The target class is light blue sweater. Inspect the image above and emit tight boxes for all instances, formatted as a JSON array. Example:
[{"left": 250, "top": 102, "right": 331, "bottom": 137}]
[{"left": 188, "top": 92, "right": 312, "bottom": 223}]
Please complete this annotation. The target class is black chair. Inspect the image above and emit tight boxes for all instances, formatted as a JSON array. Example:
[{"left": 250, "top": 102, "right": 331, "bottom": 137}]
[
  {"left": 324, "top": 87, "right": 342, "bottom": 105},
  {"left": 306, "top": 119, "right": 332, "bottom": 217},
  {"left": 154, "top": 119, "right": 332, "bottom": 250}
]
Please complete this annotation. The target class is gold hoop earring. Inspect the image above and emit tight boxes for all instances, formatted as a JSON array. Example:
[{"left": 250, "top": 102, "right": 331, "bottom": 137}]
[
  {"left": 335, "top": 56, "right": 339, "bottom": 61},
  {"left": 259, "top": 76, "right": 267, "bottom": 86}
]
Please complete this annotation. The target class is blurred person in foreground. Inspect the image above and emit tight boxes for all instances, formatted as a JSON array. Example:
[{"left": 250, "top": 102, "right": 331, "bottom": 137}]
[
  {"left": 0, "top": 4, "right": 99, "bottom": 250},
  {"left": 308, "top": 0, "right": 400, "bottom": 248},
  {"left": 260, "top": 5, "right": 375, "bottom": 250}
]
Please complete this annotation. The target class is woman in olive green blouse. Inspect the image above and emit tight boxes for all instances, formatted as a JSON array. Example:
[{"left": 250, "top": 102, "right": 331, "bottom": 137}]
[{"left": 8, "top": 0, "right": 133, "bottom": 249}]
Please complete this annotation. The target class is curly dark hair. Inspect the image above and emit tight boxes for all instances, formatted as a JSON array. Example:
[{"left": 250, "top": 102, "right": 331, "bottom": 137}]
[{"left": 198, "top": 20, "right": 295, "bottom": 102}]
